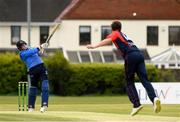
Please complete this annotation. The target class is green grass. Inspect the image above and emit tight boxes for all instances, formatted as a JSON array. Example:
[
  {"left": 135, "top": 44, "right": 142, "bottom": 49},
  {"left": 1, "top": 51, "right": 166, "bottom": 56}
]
[{"left": 0, "top": 96, "right": 179, "bottom": 121}]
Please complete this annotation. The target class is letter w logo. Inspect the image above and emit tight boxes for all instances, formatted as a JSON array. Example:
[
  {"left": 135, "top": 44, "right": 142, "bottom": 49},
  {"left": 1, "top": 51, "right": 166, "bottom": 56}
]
[{"left": 155, "top": 87, "right": 170, "bottom": 99}]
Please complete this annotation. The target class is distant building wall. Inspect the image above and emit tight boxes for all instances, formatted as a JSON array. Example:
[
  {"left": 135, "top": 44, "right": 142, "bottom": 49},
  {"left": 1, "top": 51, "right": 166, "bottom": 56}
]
[
  {"left": 0, "top": 22, "right": 60, "bottom": 48},
  {"left": 0, "top": 20, "right": 180, "bottom": 58},
  {"left": 59, "top": 20, "right": 180, "bottom": 57}
]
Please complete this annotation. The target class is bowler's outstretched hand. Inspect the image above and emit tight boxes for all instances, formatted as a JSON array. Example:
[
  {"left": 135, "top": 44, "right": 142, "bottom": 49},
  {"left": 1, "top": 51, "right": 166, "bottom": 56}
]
[{"left": 86, "top": 44, "right": 96, "bottom": 49}]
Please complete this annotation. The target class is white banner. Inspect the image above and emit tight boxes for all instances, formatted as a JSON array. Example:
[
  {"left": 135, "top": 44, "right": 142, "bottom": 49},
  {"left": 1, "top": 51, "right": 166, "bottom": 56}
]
[{"left": 135, "top": 83, "right": 180, "bottom": 104}]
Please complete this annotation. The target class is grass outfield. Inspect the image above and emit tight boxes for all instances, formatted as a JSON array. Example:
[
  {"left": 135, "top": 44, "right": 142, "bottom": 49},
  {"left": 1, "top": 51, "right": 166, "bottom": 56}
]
[{"left": 0, "top": 96, "right": 179, "bottom": 121}]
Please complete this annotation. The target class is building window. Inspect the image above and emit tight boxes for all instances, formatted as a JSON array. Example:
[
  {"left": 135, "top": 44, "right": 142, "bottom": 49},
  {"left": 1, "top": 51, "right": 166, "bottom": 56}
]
[
  {"left": 169, "top": 26, "right": 180, "bottom": 45},
  {"left": 11, "top": 26, "right": 21, "bottom": 45},
  {"left": 147, "top": 26, "right": 158, "bottom": 45},
  {"left": 101, "top": 26, "right": 111, "bottom": 40},
  {"left": 40, "top": 26, "right": 49, "bottom": 44},
  {"left": 101, "top": 26, "right": 112, "bottom": 45},
  {"left": 79, "top": 26, "right": 91, "bottom": 45}
]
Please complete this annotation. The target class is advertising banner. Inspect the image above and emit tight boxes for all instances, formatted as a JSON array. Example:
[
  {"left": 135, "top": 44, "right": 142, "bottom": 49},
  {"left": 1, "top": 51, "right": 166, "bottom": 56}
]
[{"left": 135, "top": 83, "right": 180, "bottom": 104}]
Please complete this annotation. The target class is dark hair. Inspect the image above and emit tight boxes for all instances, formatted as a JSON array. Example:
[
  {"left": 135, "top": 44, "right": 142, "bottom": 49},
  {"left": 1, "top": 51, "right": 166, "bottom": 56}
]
[
  {"left": 16, "top": 40, "right": 27, "bottom": 50},
  {"left": 111, "top": 21, "right": 122, "bottom": 31}
]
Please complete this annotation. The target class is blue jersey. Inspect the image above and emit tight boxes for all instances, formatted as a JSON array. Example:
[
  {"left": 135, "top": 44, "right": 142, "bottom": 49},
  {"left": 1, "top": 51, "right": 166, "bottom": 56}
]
[{"left": 20, "top": 47, "right": 43, "bottom": 69}]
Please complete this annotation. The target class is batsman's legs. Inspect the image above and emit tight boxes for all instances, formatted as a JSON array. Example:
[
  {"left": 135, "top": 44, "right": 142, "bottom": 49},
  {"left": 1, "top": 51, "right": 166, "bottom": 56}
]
[
  {"left": 41, "top": 80, "right": 49, "bottom": 107},
  {"left": 28, "top": 70, "right": 38, "bottom": 111},
  {"left": 28, "top": 86, "right": 37, "bottom": 109},
  {"left": 40, "top": 65, "right": 49, "bottom": 113}
]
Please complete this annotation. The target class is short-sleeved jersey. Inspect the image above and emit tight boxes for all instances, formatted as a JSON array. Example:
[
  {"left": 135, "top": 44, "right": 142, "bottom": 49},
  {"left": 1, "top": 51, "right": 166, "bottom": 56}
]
[
  {"left": 107, "top": 31, "right": 139, "bottom": 58},
  {"left": 20, "top": 47, "right": 43, "bottom": 70}
]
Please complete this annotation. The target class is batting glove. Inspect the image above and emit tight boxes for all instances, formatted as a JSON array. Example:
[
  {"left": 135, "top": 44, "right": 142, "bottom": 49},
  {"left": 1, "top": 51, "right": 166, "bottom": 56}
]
[{"left": 40, "top": 43, "right": 48, "bottom": 49}]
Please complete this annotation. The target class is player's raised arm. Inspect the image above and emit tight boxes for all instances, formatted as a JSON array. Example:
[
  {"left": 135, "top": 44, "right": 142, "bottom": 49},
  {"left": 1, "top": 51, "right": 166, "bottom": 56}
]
[
  {"left": 86, "top": 38, "right": 112, "bottom": 49},
  {"left": 20, "top": 48, "right": 40, "bottom": 58}
]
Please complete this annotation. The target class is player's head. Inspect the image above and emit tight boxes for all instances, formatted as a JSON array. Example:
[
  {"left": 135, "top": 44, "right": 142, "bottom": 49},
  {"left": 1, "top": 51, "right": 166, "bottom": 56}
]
[
  {"left": 16, "top": 40, "right": 28, "bottom": 51},
  {"left": 111, "top": 21, "right": 122, "bottom": 32}
]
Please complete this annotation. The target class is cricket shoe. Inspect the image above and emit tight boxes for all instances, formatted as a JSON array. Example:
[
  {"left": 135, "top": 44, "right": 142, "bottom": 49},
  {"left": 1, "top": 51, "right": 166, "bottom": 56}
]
[
  {"left": 153, "top": 97, "right": 161, "bottom": 113},
  {"left": 28, "top": 108, "right": 34, "bottom": 112},
  {"left": 130, "top": 105, "right": 143, "bottom": 116},
  {"left": 40, "top": 106, "right": 47, "bottom": 113}
]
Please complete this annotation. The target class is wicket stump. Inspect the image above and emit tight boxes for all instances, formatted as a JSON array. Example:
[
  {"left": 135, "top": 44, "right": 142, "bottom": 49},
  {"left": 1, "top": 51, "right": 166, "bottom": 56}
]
[{"left": 18, "top": 82, "right": 28, "bottom": 111}]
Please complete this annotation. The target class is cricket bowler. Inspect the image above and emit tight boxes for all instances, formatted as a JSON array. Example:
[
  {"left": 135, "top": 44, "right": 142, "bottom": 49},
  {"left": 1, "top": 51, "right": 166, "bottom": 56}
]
[{"left": 86, "top": 21, "right": 161, "bottom": 116}]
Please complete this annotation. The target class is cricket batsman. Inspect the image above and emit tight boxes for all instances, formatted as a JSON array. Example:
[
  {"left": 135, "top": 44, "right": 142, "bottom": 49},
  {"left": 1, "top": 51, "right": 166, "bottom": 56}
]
[
  {"left": 16, "top": 40, "right": 49, "bottom": 113},
  {"left": 86, "top": 21, "right": 161, "bottom": 116}
]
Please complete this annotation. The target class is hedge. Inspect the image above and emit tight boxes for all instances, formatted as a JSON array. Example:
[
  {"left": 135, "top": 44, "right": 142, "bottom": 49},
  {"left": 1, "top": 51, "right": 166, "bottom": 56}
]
[
  {"left": 157, "top": 69, "right": 180, "bottom": 82},
  {"left": 44, "top": 52, "right": 71, "bottom": 95},
  {"left": 0, "top": 52, "right": 179, "bottom": 95},
  {"left": 0, "top": 53, "right": 26, "bottom": 94},
  {"left": 65, "top": 63, "right": 159, "bottom": 95},
  {"left": 66, "top": 64, "right": 126, "bottom": 95}
]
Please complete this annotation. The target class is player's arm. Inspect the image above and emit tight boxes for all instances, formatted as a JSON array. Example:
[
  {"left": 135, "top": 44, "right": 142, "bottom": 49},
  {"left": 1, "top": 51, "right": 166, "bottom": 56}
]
[
  {"left": 86, "top": 38, "right": 112, "bottom": 49},
  {"left": 20, "top": 48, "right": 40, "bottom": 58},
  {"left": 21, "top": 42, "right": 48, "bottom": 57},
  {"left": 39, "top": 43, "right": 48, "bottom": 54}
]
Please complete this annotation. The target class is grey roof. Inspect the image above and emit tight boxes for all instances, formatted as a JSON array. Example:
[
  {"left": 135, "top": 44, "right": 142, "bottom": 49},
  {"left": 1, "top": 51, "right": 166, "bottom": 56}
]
[{"left": 0, "top": 0, "right": 72, "bottom": 22}]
